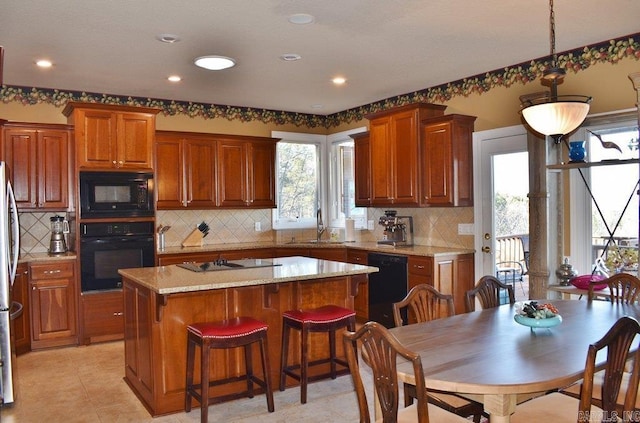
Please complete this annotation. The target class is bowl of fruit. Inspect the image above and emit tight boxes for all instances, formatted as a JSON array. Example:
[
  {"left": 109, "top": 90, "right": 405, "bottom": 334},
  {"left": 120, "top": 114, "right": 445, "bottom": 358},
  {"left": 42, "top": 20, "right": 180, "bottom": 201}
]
[{"left": 514, "top": 301, "right": 562, "bottom": 329}]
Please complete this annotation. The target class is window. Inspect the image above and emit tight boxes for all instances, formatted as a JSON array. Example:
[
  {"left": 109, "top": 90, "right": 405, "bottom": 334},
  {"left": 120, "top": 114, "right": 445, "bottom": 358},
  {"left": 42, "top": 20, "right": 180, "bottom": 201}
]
[
  {"left": 272, "top": 132, "right": 324, "bottom": 229},
  {"left": 570, "top": 116, "right": 639, "bottom": 275},
  {"left": 328, "top": 128, "right": 367, "bottom": 229}
]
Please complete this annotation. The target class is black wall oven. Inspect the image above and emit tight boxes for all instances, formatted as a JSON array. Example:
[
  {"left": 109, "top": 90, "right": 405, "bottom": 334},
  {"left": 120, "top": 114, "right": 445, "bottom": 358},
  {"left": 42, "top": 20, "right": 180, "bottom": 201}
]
[{"left": 80, "top": 221, "right": 154, "bottom": 292}]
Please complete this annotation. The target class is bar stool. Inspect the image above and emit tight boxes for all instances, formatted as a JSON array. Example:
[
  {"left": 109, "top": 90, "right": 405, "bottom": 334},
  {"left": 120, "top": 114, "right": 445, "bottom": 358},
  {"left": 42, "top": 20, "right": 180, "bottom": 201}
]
[
  {"left": 185, "top": 316, "right": 275, "bottom": 422},
  {"left": 279, "top": 304, "right": 356, "bottom": 404}
]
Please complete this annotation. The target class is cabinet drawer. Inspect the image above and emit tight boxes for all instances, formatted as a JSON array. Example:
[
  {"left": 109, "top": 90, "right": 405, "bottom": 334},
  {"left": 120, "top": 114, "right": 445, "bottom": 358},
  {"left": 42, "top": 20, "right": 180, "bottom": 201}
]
[
  {"left": 346, "top": 249, "right": 368, "bottom": 265},
  {"left": 30, "top": 262, "right": 74, "bottom": 280},
  {"left": 408, "top": 256, "right": 433, "bottom": 276}
]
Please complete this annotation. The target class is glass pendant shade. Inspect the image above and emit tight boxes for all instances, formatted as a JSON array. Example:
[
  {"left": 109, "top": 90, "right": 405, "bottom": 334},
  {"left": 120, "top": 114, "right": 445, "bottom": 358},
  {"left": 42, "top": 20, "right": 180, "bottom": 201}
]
[{"left": 521, "top": 95, "right": 591, "bottom": 138}]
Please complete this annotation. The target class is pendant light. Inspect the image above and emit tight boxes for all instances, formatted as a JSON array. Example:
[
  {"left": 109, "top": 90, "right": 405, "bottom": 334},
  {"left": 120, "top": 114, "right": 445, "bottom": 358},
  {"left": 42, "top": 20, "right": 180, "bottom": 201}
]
[{"left": 520, "top": 0, "right": 592, "bottom": 143}]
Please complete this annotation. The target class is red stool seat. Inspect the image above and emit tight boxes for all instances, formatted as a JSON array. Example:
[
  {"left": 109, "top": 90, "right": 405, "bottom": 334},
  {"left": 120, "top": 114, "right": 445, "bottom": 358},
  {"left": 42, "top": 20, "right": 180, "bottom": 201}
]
[
  {"left": 185, "top": 316, "right": 274, "bottom": 422},
  {"left": 188, "top": 317, "right": 268, "bottom": 339},
  {"left": 279, "top": 304, "right": 356, "bottom": 404},
  {"left": 283, "top": 305, "right": 356, "bottom": 324}
]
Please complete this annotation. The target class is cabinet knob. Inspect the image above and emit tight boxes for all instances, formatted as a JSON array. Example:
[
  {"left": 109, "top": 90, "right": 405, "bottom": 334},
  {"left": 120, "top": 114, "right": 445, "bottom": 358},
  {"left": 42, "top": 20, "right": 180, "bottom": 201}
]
[
  {"left": 118, "top": 161, "right": 124, "bottom": 165},
  {"left": 44, "top": 269, "right": 61, "bottom": 274},
  {"left": 113, "top": 312, "right": 124, "bottom": 317},
  {"left": 112, "top": 160, "right": 117, "bottom": 165}
]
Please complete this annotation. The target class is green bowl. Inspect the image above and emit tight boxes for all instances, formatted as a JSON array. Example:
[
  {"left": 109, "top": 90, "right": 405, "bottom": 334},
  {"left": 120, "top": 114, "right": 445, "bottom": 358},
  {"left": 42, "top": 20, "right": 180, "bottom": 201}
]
[{"left": 514, "top": 314, "right": 562, "bottom": 329}]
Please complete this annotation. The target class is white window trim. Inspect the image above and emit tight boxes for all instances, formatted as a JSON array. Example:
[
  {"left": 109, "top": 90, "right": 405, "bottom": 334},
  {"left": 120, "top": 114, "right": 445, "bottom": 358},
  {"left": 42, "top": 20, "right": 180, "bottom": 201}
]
[
  {"left": 271, "top": 131, "right": 326, "bottom": 230},
  {"left": 327, "top": 127, "right": 367, "bottom": 228}
]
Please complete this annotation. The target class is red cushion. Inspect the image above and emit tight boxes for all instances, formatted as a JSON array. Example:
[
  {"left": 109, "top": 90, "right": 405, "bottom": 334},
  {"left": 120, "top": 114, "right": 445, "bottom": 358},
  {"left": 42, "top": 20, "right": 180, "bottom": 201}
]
[
  {"left": 188, "top": 317, "right": 267, "bottom": 339},
  {"left": 570, "top": 274, "right": 607, "bottom": 290},
  {"left": 283, "top": 305, "right": 355, "bottom": 324}
]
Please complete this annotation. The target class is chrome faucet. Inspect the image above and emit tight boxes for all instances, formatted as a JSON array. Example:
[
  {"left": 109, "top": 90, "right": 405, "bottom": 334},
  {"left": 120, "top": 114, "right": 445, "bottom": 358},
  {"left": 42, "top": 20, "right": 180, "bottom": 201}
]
[{"left": 317, "top": 208, "right": 326, "bottom": 242}]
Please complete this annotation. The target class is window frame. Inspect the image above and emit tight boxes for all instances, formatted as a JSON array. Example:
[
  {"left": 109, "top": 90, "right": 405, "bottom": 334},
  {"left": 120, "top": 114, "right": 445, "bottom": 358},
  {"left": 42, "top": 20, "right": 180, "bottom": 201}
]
[{"left": 271, "top": 131, "right": 326, "bottom": 230}]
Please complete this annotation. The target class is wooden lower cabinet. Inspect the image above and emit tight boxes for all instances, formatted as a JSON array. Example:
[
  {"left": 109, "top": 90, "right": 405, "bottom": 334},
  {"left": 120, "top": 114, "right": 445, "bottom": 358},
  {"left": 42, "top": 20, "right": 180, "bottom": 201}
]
[
  {"left": 123, "top": 274, "right": 355, "bottom": 416},
  {"left": 29, "top": 260, "right": 77, "bottom": 349},
  {"left": 306, "top": 247, "right": 346, "bottom": 261},
  {"left": 346, "top": 249, "right": 369, "bottom": 322},
  {"left": 433, "top": 253, "right": 474, "bottom": 315},
  {"left": 408, "top": 255, "right": 434, "bottom": 289},
  {"left": 12, "top": 263, "right": 30, "bottom": 355},
  {"left": 81, "top": 290, "right": 124, "bottom": 344}
]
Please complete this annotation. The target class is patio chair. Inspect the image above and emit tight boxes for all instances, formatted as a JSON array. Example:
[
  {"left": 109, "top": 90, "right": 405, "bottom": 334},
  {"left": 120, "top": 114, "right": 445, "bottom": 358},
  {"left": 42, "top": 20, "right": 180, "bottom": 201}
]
[
  {"left": 392, "top": 285, "right": 485, "bottom": 423},
  {"left": 342, "top": 321, "right": 469, "bottom": 423},
  {"left": 495, "top": 235, "right": 529, "bottom": 296},
  {"left": 511, "top": 316, "right": 640, "bottom": 422},
  {"left": 465, "top": 275, "right": 515, "bottom": 313}
]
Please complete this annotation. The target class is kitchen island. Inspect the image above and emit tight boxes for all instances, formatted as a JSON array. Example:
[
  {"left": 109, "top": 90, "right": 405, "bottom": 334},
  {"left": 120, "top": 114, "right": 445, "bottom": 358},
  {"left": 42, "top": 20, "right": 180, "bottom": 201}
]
[{"left": 118, "top": 256, "right": 377, "bottom": 416}]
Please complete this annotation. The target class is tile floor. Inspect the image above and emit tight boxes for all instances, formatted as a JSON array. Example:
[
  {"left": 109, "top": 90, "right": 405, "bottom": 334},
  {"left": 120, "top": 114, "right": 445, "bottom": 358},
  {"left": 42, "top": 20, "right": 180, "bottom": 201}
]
[{"left": 2, "top": 341, "right": 374, "bottom": 422}]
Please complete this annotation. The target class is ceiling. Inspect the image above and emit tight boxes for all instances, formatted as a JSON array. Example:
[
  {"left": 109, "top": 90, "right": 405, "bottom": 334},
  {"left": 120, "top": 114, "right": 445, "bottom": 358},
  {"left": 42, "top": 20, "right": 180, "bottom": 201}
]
[{"left": 1, "top": 0, "right": 639, "bottom": 115}]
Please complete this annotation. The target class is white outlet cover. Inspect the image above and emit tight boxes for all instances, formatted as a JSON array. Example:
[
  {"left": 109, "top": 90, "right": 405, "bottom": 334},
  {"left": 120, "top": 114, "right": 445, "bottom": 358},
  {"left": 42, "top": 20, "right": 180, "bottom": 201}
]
[
  {"left": 254, "top": 222, "right": 261, "bottom": 231},
  {"left": 458, "top": 223, "right": 474, "bottom": 235}
]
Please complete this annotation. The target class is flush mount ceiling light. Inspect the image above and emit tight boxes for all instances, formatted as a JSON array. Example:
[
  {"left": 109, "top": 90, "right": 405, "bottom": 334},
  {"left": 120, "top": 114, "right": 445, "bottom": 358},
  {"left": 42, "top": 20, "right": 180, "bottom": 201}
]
[
  {"left": 288, "top": 13, "right": 315, "bottom": 25},
  {"left": 332, "top": 76, "right": 346, "bottom": 85},
  {"left": 280, "top": 53, "right": 301, "bottom": 62},
  {"left": 36, "top": 59, "right": 52, "bottom": 68},
  {"left": 156, "top": 34, "right": 181, "bottom": 44},
  {"left": 167, "top": 75, "right": 182, "bottom": 82},
  {"left": 194, "top": 55, "right": 236, "bottom": 71},
  {"left": 520, "top": 0, "right": 591, "bottom": 144}
]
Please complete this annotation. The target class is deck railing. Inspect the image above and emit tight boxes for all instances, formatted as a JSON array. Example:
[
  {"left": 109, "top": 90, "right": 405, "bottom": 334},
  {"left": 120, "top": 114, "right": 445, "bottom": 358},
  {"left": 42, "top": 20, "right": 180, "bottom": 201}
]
[{"left": 495, "top": 234, "right": 529, "bottom": 270}]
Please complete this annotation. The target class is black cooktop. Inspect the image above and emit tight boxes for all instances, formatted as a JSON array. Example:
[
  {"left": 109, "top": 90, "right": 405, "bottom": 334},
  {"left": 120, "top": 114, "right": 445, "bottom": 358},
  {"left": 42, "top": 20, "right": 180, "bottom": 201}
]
[{"left": 177, "top": 258, "right": 281, "bottom": 272}]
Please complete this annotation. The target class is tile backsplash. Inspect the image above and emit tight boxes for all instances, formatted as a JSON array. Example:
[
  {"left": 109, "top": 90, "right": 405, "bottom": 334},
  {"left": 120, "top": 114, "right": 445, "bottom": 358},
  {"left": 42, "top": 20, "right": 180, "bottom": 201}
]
[{"left": 19, "top": 207, "right": 474, "bottom": 254}]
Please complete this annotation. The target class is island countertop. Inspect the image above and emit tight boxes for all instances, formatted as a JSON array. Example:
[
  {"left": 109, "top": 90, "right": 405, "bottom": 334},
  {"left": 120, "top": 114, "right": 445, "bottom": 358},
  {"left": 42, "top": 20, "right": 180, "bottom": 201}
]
[{"left": 118, "top": 255, "right": 378, "bottom": 295}]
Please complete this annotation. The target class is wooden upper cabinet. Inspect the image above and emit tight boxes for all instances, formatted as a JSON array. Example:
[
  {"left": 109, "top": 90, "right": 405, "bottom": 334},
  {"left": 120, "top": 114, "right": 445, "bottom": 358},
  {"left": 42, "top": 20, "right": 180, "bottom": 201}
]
[
  {"left": 63, "top": 102, "right": 159, "bottom": 170},
  {"left": 1, "top": 123, "right": 71, "bottom": 210},
  {"left": 365, "top": 103, "right": 446, "bottom": 206},
  {"left": 155, "top": 131, "right": 216, "bottom": 209},
  {"left": 217, "top": 136, "right": 277, "bottom": 208},
  {"left": 352, "top": 132, "right": 371, "bottom": 206},
  {"left": 420, "top": 114, "right": 476, "bottom": 207}
]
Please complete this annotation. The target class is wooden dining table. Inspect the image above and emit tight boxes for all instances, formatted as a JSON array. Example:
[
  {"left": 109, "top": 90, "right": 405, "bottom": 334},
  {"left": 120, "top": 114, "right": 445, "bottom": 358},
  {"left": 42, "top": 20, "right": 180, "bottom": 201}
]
[{"left": 388, "top": 300, "right": 640, "bottom": 423}]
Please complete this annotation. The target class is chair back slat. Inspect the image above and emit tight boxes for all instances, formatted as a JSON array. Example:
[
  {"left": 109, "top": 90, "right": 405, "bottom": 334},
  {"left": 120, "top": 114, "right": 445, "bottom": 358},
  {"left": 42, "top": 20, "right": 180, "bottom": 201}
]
[
  {"left": 393, "top": 284, "right": 455, "bottom": 327},
  {"left": 465, "top": 275, "right": 515, "bottom": 312}
]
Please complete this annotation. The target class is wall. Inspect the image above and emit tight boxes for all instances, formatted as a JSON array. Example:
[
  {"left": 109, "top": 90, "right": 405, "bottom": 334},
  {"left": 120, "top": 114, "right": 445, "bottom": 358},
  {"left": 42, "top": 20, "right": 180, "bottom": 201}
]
[{"left": 3, "top": 54, "right": 638, "bottom": 254}]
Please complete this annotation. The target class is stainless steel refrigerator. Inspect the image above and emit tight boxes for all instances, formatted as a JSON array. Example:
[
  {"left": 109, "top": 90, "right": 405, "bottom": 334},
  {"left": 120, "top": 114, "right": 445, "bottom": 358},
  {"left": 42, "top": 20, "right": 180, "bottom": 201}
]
[{"left": 0, "top": 161, "right": 20, "bottom": 405}]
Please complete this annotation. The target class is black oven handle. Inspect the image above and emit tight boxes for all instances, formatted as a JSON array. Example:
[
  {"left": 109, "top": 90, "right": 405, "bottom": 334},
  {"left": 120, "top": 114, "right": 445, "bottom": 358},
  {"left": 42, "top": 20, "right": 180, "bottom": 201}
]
[{"left": 81, "top": 236, "right": 154, "bottom": 244}]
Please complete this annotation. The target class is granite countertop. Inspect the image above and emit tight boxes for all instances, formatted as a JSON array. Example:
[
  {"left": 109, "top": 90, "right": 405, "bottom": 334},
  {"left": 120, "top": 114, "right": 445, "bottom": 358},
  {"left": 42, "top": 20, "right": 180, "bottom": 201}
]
[
  {"left": 158, "top": 241, "right": 474, "bottom": 258},
  {"left": 118, "top": 255, "right": 378, "bottom": 295},
  {"left": 18, "top": 251, "right": 77, "bottom": 264}
]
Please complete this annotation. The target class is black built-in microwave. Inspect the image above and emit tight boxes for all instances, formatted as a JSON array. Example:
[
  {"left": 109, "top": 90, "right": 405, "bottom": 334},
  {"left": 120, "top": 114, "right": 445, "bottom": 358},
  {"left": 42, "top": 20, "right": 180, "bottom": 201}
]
[{"left": 79, "top": 171, "right": 154, "bottom": 218}]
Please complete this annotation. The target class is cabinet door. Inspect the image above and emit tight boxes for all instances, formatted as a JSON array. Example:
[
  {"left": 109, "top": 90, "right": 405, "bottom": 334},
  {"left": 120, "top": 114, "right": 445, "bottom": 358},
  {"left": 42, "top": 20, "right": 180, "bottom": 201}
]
[
  {"left": 30, "top": 274, "right": 76, "bottom": 346},
  {"left": 77, "top": 109, "right": 118, "bottom": 169},
  {"left": 82, "top": 290, "right": 124, "bottom": 344},
  {"left": 155, "top": 135, "right": 185, "bottom": 209},
  {"left": 185, "top": 139, "right": 217, "bottom": 208},
  {"left": 2, "top": 128, "right": 37, "bottom": 208},
  {"left": 249, "top": 141, "right": 276, "bottom": 208},
  {"left": 391, "top": 111, "right": 420, "bottom": 205},
  {"left": 369, "top": 118, "right": 394, "bottom": 205},
  {"left": 407, "top": 255, "right": 434, "bottom": 290},
  {"left": 12, "top": 264, "right": 30, "bottom": 355},
  {"left": 117, "top": 112, "right": 155, "bottom": 169},
  {"left": 217, "top": 140, "right": 248, "bottom": 207},
  {"left": 353, "top": 133, "right": 371, "bottom": 206},
  {"left": 38, "top": 129, "right": 70, "bottom": 209}
]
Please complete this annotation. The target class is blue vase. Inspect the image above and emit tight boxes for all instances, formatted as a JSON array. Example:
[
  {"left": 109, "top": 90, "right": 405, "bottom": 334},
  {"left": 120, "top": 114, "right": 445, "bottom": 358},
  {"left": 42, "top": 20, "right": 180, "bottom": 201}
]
[{"left": 569, "top": 141, "right": 586, "bottom": 162}]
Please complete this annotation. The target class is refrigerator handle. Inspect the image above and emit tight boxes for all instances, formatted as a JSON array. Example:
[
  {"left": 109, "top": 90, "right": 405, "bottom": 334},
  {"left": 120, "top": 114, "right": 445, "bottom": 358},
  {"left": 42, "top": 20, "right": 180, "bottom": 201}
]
[{"left": 7, "top": 182, "right": 19, "bottom": 286}]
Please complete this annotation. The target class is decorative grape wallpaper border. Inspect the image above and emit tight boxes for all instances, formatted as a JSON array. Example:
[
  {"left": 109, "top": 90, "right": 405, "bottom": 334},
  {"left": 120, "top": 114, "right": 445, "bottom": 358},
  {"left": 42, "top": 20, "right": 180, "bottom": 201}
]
[{"left": 1, "top": 33, "right": 639, "bottom": 129}]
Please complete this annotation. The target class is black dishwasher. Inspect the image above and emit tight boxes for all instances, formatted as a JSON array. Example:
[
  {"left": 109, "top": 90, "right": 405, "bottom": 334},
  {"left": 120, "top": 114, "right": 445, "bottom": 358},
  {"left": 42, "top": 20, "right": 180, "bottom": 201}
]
[{"left": 367, "top": 252, "right": 408, "bottom": 328}]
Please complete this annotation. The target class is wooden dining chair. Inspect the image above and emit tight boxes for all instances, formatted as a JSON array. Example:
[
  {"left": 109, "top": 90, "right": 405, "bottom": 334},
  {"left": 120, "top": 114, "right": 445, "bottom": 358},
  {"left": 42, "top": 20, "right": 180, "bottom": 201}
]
[
  {"left": 511, "top": 315, "right": 640, "bottom": 422},
  {"left": 392, "top": 285, "right": 485, "bottom": 423},
  {"left": 589, "top": 273, "right": 640, "bottom": 303},
  {"left": 464, "top": 275, "right": 515, "bottom": 313},
  {"left": 563, "top": 273, "right": 640, "bottom": 409},
  {"left": 343, "top": 321, "right": 469, "bottom": 423}
]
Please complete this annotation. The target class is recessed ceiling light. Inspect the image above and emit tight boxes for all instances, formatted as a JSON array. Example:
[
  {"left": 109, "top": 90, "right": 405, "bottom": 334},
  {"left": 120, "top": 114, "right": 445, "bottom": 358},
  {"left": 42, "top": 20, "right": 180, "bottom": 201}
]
[
  {"left": 156, "top": 34, "right": 181, "bottom": 43},
  {"left": 168, "top": 75, "right": 182, "bottom": 82},
  {"left": 36, "top": 59, "right": 52, "bottom": 68},
  {"left": 194, "top": 55, "right": 236, "bottom": 71},
  {"left": 280, "top": 54, "right": 301, "bottom": 62},
  {"left": 288, "top": 13, "right": 315, "bottom": 24},
  {"left": 332, "top": 77, "right": 346, "bottom": 85}
]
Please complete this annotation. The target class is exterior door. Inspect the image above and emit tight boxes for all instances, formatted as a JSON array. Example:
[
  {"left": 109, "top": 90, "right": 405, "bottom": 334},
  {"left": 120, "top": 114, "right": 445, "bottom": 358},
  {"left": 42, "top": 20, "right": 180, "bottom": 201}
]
[{"left": 473, "top": 125, "right": 528, "bottom": 281}]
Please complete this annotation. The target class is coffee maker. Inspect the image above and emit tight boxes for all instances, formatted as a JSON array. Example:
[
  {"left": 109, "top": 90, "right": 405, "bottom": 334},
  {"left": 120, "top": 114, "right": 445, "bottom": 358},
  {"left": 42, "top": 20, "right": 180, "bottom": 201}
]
[
  {"left": 49, "top": 215, "right": 69, "bottom": 255},
  {"left": 377, "top": 210, "right": 414, "bottom": 246}
]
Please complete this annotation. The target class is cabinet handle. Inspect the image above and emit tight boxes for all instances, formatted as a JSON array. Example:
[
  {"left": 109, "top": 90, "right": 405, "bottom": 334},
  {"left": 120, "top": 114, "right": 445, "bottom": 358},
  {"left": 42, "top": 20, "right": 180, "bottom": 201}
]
[
  {"left": 118, "top": 160, "right": 124, "bottom": 165},
  {"left": 112, "top": 160, "right": 117, "bottom": 165},
  {"left": 44, "top": 269, "right": 62, "bottom": 274},
  {"left": 415, "top": 265, "right": 425, "bottom": 269},
  {"left": 113, "top": 312, "right": 124, "bottom": 316}
]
